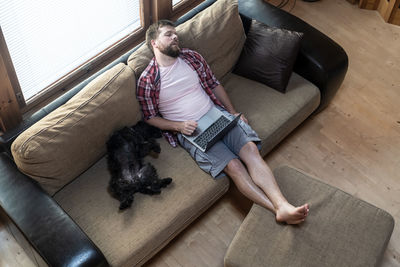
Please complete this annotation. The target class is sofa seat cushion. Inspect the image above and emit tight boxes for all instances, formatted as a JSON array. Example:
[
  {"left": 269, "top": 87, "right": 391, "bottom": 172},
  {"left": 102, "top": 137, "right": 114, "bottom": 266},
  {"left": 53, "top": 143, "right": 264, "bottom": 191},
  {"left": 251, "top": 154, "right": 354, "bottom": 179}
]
[
  {"left": 53, "top": 138, "right": 229, "bottom": 267},
  {"left": 127, "top": 0, "right": 245, "bottom": 80},
  {"left": 11, "top": 64, "right": 139, "bottom": 195},
  {"left": 221, "top": 72, "right": 320, "bottom": 156}
]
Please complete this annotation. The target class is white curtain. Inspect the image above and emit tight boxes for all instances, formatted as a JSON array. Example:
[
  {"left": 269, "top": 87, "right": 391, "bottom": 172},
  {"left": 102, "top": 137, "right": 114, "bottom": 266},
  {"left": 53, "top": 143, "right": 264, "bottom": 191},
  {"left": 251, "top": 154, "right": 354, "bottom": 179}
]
[{"left": 0, "top": 0, "right": 140, "bottom": 101}]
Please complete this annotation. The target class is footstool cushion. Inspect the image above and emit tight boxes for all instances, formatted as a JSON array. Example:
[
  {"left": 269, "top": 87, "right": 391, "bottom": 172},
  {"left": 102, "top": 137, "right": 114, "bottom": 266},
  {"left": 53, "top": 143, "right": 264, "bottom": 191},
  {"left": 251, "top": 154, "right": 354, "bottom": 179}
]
[{"left": 224, "top": 166, "right": 394, "bottom": 267}]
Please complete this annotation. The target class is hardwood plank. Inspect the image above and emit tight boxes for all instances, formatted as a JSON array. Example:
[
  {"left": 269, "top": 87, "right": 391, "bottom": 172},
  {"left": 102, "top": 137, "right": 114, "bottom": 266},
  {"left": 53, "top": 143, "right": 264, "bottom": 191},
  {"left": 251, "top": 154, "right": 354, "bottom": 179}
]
[{"left": 0, "top": 211, "right": 36, "bottom": 267}]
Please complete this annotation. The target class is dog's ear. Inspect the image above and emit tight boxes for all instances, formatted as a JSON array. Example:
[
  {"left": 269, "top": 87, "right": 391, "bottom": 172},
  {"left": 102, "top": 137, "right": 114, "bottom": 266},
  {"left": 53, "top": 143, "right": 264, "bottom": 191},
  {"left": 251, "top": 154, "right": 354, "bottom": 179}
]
[
  {"left": 151, "top": 127, "right": 162, "bottom": 138},
  {"left": 137, "top": 121, "right": 162, "bottom": 139},
  {"left": 150, "top": 140, "right": 161, "bottom": 154},
  {"left": 146, "top": 125, "right": 162, "bottom": 139},
  {"left": 136, "top": 121, "right": 146, "bottom": 127}
]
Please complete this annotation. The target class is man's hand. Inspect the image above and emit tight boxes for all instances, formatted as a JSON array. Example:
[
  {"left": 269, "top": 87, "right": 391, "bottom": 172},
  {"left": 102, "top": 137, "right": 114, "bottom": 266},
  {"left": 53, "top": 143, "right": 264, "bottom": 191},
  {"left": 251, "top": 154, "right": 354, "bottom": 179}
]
[
  {"left": 179, "top": 120, "right": 198, "bottom": 135},
  {"left": 234, "top": 113, "right": 248, "bottom": 124}
]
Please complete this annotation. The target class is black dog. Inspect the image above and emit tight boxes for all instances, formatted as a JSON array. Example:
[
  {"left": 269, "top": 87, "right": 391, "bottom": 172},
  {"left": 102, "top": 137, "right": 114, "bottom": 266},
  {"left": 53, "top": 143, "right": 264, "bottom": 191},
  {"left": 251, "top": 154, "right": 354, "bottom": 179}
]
[{"left": 106, "top": 121, "right": 172, "bottom": 210}]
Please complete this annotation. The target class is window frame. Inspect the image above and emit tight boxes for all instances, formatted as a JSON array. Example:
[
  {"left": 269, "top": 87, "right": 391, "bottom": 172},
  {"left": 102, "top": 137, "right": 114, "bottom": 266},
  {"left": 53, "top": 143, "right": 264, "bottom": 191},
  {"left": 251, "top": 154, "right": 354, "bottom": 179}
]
[
  {"left": 171, "top": 0, "right": 205, "bottom": 20},
  {"left": 151, "top": 0, "right": 204, "bottom": 21},
  {"left": 0, "top": 30, "right": 23, "bottom": 132}
]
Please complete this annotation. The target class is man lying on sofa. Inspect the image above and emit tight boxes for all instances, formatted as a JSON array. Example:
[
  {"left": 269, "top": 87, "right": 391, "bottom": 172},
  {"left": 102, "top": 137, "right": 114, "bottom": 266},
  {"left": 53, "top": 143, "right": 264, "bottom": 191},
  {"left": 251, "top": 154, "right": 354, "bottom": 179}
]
[{"left": 137, "top": 20, "right": 309, "bottom": 225}]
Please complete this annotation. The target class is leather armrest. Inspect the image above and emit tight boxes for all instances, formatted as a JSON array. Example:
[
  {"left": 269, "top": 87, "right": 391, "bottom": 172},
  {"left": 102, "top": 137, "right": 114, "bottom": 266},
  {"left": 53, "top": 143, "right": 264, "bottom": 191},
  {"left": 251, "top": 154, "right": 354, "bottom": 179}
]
[
  {"left": 238, "top": 0, "right": 348, "bottom": 113},
  {"left": 0, "top": 153, "right": 109, "bottom": 267}
]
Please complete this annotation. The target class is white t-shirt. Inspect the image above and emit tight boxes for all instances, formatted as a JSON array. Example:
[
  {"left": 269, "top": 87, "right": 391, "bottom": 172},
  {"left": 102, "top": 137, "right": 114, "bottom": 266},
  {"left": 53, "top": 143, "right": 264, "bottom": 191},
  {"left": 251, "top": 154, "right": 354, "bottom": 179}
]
[{"left": 158, "top": 57, "right": 213, "bottom": 121}]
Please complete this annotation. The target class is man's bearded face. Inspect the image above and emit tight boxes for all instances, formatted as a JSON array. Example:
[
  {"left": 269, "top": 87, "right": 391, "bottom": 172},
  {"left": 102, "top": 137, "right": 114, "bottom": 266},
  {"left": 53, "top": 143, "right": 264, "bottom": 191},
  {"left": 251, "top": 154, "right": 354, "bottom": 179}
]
[
  {"left": 156, "top": 26, "right": 180, "bottom": 58},
  {"left": 159, "top": 41, "right": 180, "bottom": 58}
]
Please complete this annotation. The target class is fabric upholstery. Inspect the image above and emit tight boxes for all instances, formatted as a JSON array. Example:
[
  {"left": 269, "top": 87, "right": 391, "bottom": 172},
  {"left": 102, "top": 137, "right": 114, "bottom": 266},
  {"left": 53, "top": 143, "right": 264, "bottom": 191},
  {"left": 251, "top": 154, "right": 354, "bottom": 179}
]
[
  {"left": 234, "top": 20, "right": 303, "bottom": 93},
  {"left": 221, "top": 72, "right": 320, "bottom": 156},
  {"left": 127, "top": 0, "right": 245, "bottom": 80},
  {"left": 11, "top": 64, "right": 140, "bottom": 195},
  {"left": 224, "top": 166, "right": 395, "bottom": 267},
  {"left": 54, "top": 138, "right": 229, "bottom": 267}
]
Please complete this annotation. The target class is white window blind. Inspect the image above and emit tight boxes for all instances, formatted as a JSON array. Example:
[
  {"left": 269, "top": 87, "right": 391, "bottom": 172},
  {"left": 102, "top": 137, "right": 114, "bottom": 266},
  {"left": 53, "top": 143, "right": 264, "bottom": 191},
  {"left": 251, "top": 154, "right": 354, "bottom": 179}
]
[{"left": 0, "top": 0, "right": 141, "bottom": 101}]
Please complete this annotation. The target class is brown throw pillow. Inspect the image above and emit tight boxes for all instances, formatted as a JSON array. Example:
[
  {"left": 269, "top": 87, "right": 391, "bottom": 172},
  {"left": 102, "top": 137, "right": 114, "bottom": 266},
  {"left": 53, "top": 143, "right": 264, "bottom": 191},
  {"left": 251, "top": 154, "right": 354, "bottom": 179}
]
[{"left": 234, "top": 20, "right": 303, "bottom": 93}]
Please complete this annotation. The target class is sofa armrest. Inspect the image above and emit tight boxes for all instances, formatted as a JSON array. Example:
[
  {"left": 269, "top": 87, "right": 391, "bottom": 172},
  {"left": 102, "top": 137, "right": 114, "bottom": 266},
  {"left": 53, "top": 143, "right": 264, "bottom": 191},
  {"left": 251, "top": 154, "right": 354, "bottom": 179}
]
[
  {"left": 238, "top": 0, "right": 348, "bottom": 113},
  {"left": 0, "top": 153, "right": 109, "bottom": 267}
]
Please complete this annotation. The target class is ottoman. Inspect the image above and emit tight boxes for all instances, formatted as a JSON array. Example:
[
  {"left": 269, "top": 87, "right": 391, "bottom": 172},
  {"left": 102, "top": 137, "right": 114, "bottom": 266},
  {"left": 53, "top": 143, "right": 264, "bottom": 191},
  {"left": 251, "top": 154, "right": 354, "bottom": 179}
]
[{"left": 224, "top": 166, "right": 394, "bottom": 267}]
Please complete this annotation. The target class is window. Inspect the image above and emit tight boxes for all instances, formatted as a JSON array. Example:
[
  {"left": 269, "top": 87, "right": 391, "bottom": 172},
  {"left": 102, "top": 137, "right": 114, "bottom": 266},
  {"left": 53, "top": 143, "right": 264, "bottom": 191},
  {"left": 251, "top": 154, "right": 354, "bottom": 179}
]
[
  {"left": 0, "top": 0, "right": 201, "bottom": 132},
  {"left": 0, "top": 0, "right": 142, "bottom": 103},
  {"left": 173, "top": 0, "right": 184, "bottom": 6},
  {"left": 171, "top": 0, "right": 204, "bottom": 20}
]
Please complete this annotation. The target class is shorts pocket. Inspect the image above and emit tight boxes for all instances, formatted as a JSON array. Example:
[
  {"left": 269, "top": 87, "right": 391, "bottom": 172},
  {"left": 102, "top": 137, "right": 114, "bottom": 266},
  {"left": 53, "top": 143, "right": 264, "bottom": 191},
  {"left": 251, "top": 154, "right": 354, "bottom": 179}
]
[
  {"left": 177, "top": 133, "right": 213, "bottom": 174},
  {"left": 194, "top": 149, "right": 213, "bottom": 174},
  {"left": 238, "top": 119, "right": 260, "bottom": 140}
]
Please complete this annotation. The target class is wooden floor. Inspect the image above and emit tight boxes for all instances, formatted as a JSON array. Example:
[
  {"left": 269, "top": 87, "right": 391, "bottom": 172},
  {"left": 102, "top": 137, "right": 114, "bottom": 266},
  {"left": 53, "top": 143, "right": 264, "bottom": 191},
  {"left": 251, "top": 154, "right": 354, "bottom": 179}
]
[{"left": 1, "top": 0, "right": 400, "bottom": 266}]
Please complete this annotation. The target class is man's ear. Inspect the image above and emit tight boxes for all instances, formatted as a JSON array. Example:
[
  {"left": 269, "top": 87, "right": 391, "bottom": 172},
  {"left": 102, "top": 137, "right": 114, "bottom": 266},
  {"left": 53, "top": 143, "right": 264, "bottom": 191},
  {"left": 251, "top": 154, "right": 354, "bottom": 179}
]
[{"left": 151, "top": 39, "right": 157, "bottom": 50}]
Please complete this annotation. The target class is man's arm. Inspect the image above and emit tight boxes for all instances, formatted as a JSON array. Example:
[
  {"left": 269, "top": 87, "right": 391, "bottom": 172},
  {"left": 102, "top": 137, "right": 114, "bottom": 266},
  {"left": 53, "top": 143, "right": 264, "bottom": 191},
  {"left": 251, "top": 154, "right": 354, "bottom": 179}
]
[
  {"left": 213, "top": 84, "right": 237, "bottom": 114},
  {"left": 146, "top": 117, "right": 198, "bottom": 136},
  {"left": 213, "top": 84, "right": 248, "bottom": 123}
]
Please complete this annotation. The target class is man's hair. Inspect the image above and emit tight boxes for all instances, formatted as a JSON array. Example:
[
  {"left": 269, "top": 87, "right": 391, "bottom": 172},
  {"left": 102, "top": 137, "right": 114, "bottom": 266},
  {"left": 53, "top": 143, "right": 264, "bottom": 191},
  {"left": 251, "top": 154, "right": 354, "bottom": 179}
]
[{"left": 146, "top": 20, "right": 175, "bottom": 52}]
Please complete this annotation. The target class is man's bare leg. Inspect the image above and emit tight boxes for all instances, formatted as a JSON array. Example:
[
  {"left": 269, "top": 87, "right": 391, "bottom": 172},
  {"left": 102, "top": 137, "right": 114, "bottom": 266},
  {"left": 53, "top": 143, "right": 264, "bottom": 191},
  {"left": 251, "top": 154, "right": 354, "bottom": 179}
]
[
  {"left": 224, "top": 159, "right": 275, "bottom": 212},
  {"left": 238, "top": 142, "right": 309, "bottom": 224}
]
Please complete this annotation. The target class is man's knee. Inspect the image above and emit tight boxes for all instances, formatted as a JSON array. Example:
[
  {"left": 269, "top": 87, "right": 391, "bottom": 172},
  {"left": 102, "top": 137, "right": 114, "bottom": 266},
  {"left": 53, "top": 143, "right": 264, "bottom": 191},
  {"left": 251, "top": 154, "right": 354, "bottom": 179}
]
[
  {"left": 225, "top": 158, "right": 244, "bottom": 175},
  {"left": 240, "top": 142, "right": 259, "bottom": 156}
]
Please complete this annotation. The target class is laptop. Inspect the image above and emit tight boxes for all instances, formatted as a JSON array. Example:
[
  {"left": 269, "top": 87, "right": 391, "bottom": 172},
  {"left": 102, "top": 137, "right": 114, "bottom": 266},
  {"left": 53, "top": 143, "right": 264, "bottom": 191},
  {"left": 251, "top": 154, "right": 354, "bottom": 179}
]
[{"left": 182, "top": 106, "right": 241, "bottom": 152}]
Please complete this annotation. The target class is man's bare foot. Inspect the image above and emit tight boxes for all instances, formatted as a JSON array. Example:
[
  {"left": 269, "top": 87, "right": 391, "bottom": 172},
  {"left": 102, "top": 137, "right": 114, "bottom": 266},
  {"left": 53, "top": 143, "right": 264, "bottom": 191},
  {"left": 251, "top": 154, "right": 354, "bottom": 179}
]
[{"left": 275, "top": 202, "right": 309, "bottom": 225}]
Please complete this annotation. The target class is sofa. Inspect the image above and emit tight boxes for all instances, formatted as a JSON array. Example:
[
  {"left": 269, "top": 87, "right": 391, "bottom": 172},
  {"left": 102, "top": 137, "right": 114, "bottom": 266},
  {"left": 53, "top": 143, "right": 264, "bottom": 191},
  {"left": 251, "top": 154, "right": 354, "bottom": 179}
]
[{"left": 0, "top": 0, "right": 348, "bottom": 266}]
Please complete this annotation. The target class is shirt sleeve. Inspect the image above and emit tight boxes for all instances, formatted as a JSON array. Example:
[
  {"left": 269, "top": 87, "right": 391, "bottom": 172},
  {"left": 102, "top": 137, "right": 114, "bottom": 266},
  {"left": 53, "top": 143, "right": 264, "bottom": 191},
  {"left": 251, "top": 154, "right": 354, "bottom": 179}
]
[{"left": 136, "top": 75, "right": 157, "bottom": 121}]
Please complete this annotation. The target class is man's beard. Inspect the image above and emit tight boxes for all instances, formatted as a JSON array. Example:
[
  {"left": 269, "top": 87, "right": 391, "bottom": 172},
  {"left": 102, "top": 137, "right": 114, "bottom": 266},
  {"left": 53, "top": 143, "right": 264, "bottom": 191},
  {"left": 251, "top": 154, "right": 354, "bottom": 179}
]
[{"left": 160, "top": 44, "right": 180, "bottom": 58}]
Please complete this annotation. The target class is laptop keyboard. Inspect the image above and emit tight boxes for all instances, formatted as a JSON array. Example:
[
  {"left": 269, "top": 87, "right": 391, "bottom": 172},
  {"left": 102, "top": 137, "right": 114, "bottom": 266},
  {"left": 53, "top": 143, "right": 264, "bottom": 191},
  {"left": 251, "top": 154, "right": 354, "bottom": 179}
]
[{"left": 194, "top": 115, "right": 231, "bottom": 150}]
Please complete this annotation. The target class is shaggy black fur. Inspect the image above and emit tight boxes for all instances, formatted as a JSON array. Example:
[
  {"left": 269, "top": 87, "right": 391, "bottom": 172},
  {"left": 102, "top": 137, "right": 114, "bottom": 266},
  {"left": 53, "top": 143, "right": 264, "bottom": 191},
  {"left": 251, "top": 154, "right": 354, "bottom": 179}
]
[{"left": 106, "top": 121, "right": 172, "bottom": 210}]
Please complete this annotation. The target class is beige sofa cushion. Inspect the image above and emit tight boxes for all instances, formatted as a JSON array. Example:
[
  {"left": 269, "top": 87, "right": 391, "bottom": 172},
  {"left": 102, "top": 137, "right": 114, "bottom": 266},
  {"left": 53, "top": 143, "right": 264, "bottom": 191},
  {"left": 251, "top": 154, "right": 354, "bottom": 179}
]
[
  {"left": 221, "top": 72, "right": 320, "bottom": 156},
  {"left": 54, "top": 138, "right": 230, "bottom": 267},
  {"left": 224, "top": 166, "right": 394, "bottom": 267},
  {"left": 127, "top": 0, "right": 245, "bottom": 80},
  {"left": 11, "top": 63, "right": 140, "bottom": 195}
]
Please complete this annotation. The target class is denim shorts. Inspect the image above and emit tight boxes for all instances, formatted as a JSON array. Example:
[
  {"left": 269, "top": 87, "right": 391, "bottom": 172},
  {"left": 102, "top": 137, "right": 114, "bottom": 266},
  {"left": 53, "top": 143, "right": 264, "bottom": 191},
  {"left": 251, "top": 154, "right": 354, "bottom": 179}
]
[{"left": 177, "top": 108, "right": 261, "bottom": 178}]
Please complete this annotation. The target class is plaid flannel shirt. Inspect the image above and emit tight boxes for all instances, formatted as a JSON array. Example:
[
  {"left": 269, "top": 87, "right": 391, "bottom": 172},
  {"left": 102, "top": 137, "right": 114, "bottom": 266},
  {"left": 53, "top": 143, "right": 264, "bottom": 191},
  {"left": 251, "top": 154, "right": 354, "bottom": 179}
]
[{"left": 137, "top": 48, "right": 224, "bottom": 147}]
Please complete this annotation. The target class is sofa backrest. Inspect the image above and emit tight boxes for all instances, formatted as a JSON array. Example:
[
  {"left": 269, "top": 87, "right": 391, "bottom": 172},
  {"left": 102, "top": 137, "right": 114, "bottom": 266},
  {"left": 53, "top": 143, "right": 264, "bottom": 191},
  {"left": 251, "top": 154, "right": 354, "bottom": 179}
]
[
  {"left": 11, "top": 63, "right": 140, "bottom": 195},
  {"left": 127, "top": 0, "right": 245, "bottom": 80},
  {"left": 0, "top": 0, "right": 233, "bottom": 155}
]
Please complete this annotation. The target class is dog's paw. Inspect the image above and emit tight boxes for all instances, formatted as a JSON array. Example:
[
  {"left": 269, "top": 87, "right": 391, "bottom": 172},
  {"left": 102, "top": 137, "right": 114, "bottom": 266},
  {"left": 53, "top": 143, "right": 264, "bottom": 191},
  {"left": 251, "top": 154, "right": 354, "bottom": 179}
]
[
  {"left": 119, "top": 196, "right": 134, "bottom": 210},
  {"left": 161, "top": 177, "right": 173, "bottom": 187},
  {"left": 139, "top": 187, "right": 157, "bottom": 195},
  {"left": 119, "top": 202, "right": 131, "bottom": 210},
  {"left": 151, "top": 189, "right": 161, "bottom": 195},
  {"left": 152, "top": 144, "right": 161, "bottom": 154}
]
